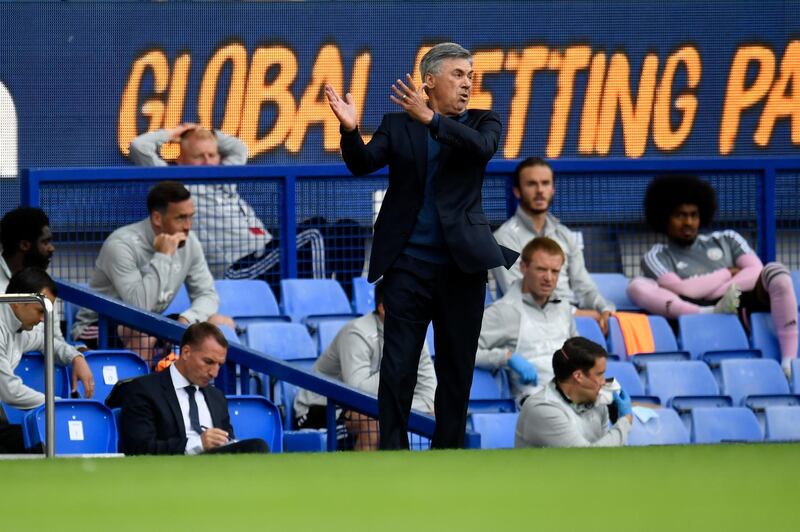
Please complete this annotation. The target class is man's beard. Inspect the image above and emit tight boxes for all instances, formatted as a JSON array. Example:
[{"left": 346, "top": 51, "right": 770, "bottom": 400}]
[
  {"left": 23, "top": 252, "right": 51, "bottom": 270},
  {"left": 668, "top": 235, "right": 697, "bottom": 247}
]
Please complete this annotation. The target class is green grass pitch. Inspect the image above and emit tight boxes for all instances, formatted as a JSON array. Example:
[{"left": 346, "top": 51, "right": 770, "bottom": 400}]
[{"left": 1, "top": 443, "right": 796, "bottom": 531}]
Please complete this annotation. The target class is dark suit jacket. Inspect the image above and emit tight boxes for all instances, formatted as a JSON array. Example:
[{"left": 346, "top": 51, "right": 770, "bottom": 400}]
[
  {"left": 119, "top": 369, "right": 233, "bottom": 455},
  {"left": 341, "top": 109, "right": 518, "bottom": 282}
]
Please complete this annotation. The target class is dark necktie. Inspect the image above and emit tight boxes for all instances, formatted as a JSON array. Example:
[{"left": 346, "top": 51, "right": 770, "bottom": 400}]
[{"left": 185, "top": 385, "right": 203, "bottom": 434}]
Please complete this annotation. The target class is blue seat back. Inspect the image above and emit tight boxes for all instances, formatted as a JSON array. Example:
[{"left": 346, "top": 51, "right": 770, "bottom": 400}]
[
  {"left": 351, "top": 277, "right": 375, "bottom": 315},
  {"left": 627, "top": 408, "right": 690, "bottom": 446},
  {"left": 645, "top": 360, "right": 719, "bottom": 405},
  {"left": 317, "top": 318, "right": 351, "bottom": 354},
  {"left": 246, "top": 322, "right": 316, "bottom": 361},
  {"left": 79, "top": 350, "right": 148, "bottom": 404},
  {"left": 24, "top": 400, "right": 117, "bottom": 454},
  {"left": 469, "top": 368, "right": 509, "bottom": 401},
  {"left": 793, "top": 360, "right": 800, "bottom": 393},
  {"left": 226, "top": 395, "right": 283, "bottom": 452},
  {"left": 605, "top": 361, "right": 644, "bottom": 396},
  {"left": 691, "top": 407, "right": 762, "bottom": 443},
  {"left": 749, "top": 312, "right": 787, "bottom": 364},
  {"left": 162, "top": 284, "right": 190, "bottom": 316},
  {"left": 3, "top": 352, "right": 71, "bottom": 425},
  {"left": 426, "top": 322, "right": 435, "bottom": 356},
  {"left": 791, "top": 270, "right": 800, "bottom": 308},
  {"left": 280, "top": 279, "right": 353, "bottom": 323},
  {"left": 469, "top": 412, "right": 519, "bottom": 449},
  {"left": 590, "top": 273, "right": 639, "bottom": 311},
  {"left": 764, "top": 406, "right": 800, "bottom": 442},
  {"left": 469, "top": 368, "right": 514, "bottom": 412},
  {"left": 608, "top": 315, "right": 679, "bottom": 358},
  {"left": 575, "top": 316, "right": 607, "bottom": 349},
  {"left": 279, "top": 381, "right": 299, "bottom": 431},
  {"left": 719, "top": 358, "right": 790, "bottom": 405},
  {"left": 215, "top": 279, "right": 283, "bottom": 320},
  {"left": 678, "top": 314, "right": 750, "bottom": 359}
]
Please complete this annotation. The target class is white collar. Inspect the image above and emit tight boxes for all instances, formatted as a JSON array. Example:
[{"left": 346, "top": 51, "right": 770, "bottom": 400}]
[{"left": 169, "top": 362, "right": 193, "bottom": 391}]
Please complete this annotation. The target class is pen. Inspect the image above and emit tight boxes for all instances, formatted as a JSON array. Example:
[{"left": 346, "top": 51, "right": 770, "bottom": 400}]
[{"left": 200, "top": 425, "right": 234, "bottom": 441}]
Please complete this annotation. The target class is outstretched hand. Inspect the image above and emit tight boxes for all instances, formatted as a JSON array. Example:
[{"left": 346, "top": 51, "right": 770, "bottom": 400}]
[
  {"left": 324, "top": 83, "right": 358, "bottom": 132},
  {"left": 390, "top": 74, "right": 434, "bottom": 125}
]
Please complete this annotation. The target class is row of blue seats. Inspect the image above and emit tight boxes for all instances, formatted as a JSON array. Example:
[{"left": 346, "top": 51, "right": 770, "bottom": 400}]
[
  {"left": 576, "top": 312, "right": 794, "bottom": 366},
  {"left": 606, "top": 358, "right": 800, "bottom": 407}
]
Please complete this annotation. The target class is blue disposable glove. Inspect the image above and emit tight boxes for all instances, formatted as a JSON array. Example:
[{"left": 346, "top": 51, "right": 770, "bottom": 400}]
[
  {"left": 613, "top": 388, "right": 633, "bottom": 418},
  {"left": 508, "top": 353, "right": 537, "bottom": 385}
]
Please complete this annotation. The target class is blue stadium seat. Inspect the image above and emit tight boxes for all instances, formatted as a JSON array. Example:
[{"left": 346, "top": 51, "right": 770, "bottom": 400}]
[
  {"left": 627, "top": 408, "right": 690, "bottom": 446},
  {"left": 468, "top": 412, "right": 519, "bottom": 449},
  {"left": 644, "top": 360, "right": 725, "bottom": 408},
  {"left": 214, "top": 279, "right": 287, "bottom": 326},
  {"left": 246, "top": 322, "right": 317, "bottom": 364},
  {"left": 78, "top": 350, "right": 148, "bottom": 404},
  {"left": 678, "top": 314, "right": 761, "bottom": 362},
  {"left": 719, "top": 358, "right": 795, "bottom": 406},
  {"left": 484, "top": 285, "right": 493, "bottom": 307},
  {"left": 226, "top": 395, "right": 283, "bottom": 452},
  {"left": 793, "top": 360, "right": 800, "bottom": 393},
  {"left": 469, "top": 368, "right": 515, "bottom": 413},
  {"left": 749, "top": 312, "right": 796, "bottom": 364},
  {"left": 351, "top": 277, "right": 375, "bottom": 315},
  {"left": 605, "top": 360, "right": 645, "bottom": 396},
  {"left": 280, "top": 278, "right": 357, "bottom": 324},
  {"left": 162, "top": 284, "right": 190, "bottom": 316},
  {"left": 426, "top": 322, "right": 435, "bottom": 356},
  {"left": 608, "top": 315, "right": 690, "bottom": 367},
  {"left": 317, "top": 318, "right": 352, "bottom": 354},
  {"left": 217, "top": 324, "right": 241, "bottom": 345},
  {"left": 575, "top": 316, "right": 607, "bottom": 349},
  {"left": 23, "top": 399, "right": 118, "bottom": 454},
  {"left": 690, "top": 407, "right": 762, "bottom": 444},
  {"left": 2, "top": 352, "right": 71, "bottom": 424},
  {"left": 791, "top": 270, "right": 800, "bottom": 309},
  {"left": 763, "top": 406, "right": 800, "bottom": 442},
  {"left": 278, "top": 381, "right": 300, "bottom": 431},
  {"left": 590, "top": 273, "right": 640, "bottom": 311}
]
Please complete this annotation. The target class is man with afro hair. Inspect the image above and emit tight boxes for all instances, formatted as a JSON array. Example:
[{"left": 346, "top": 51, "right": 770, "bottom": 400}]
[{"left": 627, "top": 174, "right": 797, "bottom": 376}]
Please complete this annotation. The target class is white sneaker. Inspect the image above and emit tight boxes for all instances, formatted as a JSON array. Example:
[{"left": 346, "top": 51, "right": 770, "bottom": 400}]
[
  {"left": 714, "top": 283, "right": 741, "bottom": 314},
  {"left": 782, "top": 358, "right": 793, "bottom": 379}
]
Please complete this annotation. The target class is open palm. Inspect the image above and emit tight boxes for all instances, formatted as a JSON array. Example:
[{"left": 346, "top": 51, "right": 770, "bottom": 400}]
[{"left": 325, "top": 83, "right": 358, "bottom": 131}]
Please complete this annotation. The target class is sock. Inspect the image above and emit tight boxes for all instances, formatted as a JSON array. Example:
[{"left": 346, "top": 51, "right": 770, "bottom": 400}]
[{"left": 761, "top": 263, "right": 798, "bottom": 364}]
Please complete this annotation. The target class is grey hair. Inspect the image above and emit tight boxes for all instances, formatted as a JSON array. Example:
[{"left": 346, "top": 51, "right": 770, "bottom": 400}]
[{"left": 419, "top": 42, "right": 472, "bottom": 79}]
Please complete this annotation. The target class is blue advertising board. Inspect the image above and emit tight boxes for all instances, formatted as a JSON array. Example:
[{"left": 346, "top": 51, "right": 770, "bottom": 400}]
[{"left": 0, "top": 0, "right": 799, "bottom": 177}]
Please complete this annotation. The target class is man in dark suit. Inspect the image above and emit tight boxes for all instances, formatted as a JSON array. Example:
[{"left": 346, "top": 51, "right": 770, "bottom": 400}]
[
  {"left": 120, "top": 322, "right": 268, "bottom": 455},
  {"left": 326, "top": 42, "right": 517, "bottom": 449}
]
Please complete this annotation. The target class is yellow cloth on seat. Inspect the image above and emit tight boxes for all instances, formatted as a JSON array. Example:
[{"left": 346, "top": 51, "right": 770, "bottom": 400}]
[{"left": 616, "top": 312, "right": 655, "bottom": 356}]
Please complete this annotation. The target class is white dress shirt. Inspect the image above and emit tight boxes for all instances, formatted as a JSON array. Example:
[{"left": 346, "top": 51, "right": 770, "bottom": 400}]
[{"left": 169, "top": 364, "right": 213, "bottom": 455}]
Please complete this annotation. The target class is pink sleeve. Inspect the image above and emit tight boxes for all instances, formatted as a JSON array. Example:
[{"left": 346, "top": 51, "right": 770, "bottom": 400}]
[
  {"left": 657, "top": 269, "right": 732, "bottom": 300},
  {"left": 706, "top": 253, "right": 763, "bottom": 299}
]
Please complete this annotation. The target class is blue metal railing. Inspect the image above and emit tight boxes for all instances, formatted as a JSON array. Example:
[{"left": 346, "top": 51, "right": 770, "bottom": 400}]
[{"left": 55, "top": 280, "right": 437, "bottom": 450}]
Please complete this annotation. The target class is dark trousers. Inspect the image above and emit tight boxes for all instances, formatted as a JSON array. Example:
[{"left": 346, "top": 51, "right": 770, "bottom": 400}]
[{"left": 379, "top": 254, "right": 486, "bottom": 450}]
